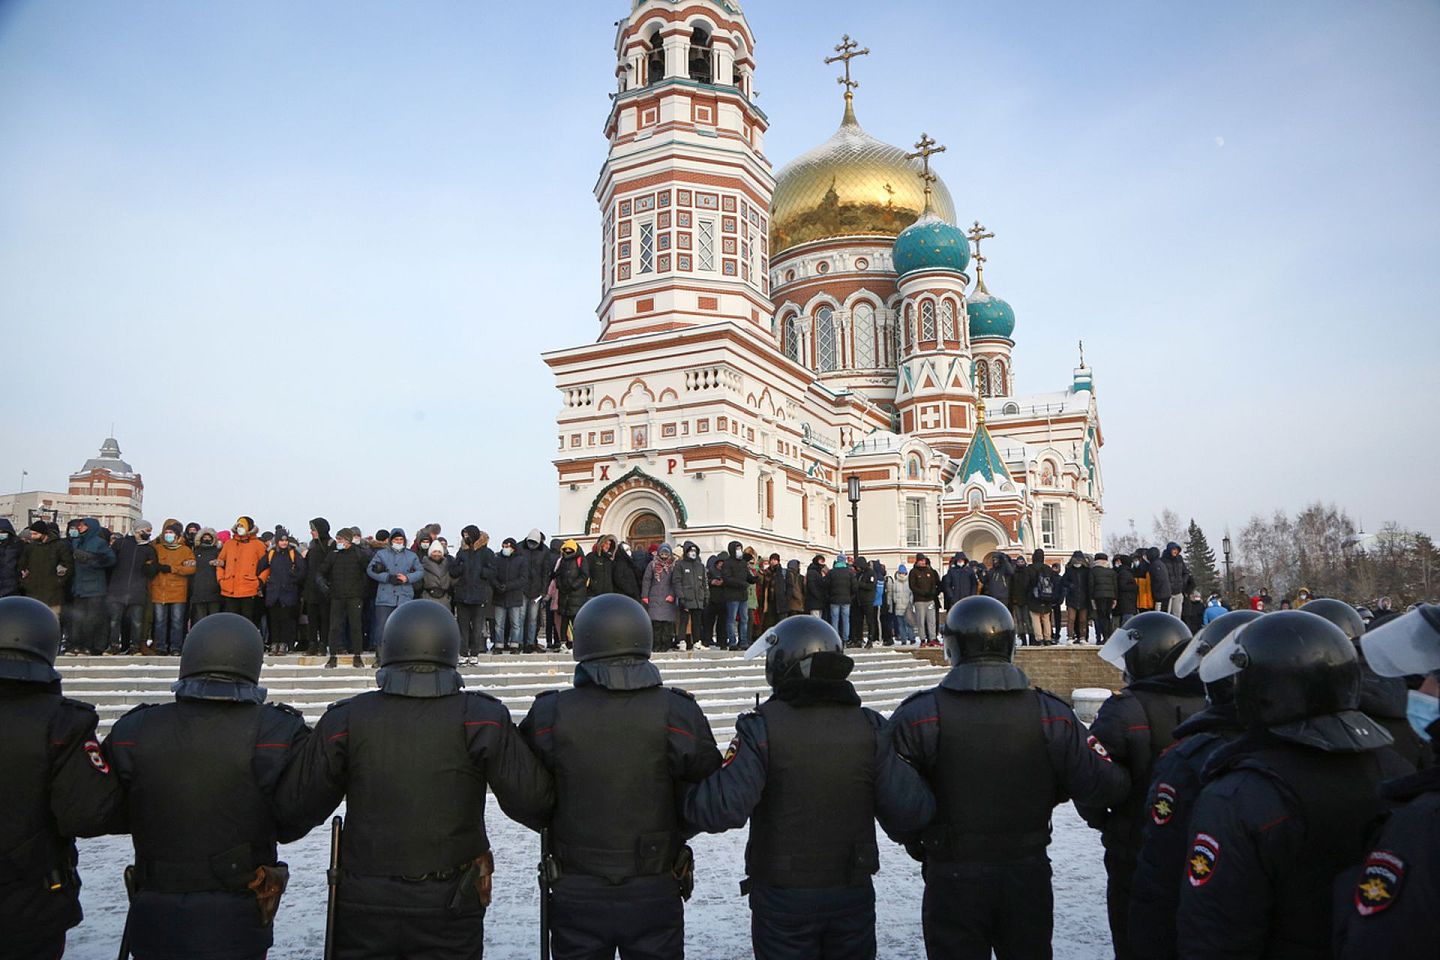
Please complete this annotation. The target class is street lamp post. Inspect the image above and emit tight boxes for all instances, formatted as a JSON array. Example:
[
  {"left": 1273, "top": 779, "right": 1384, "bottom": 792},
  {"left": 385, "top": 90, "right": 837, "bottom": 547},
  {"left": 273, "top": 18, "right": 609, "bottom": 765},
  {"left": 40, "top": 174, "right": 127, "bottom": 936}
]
[
  {"left": 847, "top": 475, "right": 861, "bottom": 562},
  {"left": 1222, "top": 534, "right": 1234, "bottom": 603}
]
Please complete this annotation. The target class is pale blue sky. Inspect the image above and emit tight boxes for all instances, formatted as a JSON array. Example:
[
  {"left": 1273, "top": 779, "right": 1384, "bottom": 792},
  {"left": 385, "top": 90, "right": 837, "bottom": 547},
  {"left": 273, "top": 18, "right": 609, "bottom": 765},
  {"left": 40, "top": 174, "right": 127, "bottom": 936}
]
[{"left": 2, "top": 0, "right": 1436, "bottom": 544}]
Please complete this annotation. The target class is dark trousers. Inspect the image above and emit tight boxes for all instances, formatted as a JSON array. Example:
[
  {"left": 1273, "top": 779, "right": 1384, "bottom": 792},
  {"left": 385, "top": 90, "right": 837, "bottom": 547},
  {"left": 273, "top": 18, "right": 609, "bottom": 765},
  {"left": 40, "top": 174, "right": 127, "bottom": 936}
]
[
  {"left": 1093, "top": 600, "right": 1115, "bottom": 641},
  {"left": 222, "top": 596, "right": 261, "bottom": 627},
  {"left": 857, "top": 605, "right": 879, "bottom": 644},
  {"left": 0, "top": 932, "right": 65, "bottom": 960},
  {"left": 269, "top": 604, "right": 299, "bottom": 651},
  {"left": 1104, "top": 848, "right": 1137, "bottom": 960},
  {"left": 304, "top": 597, "right": 329, "bottom": 651},
  {"left": 107, "top": 600, "right": 145, "bottom": 652},
  {"left": 676, "top": 607, "right": 699, "bottom": 648},
  {"left": 750, "top": 882, "right": 876, "bottom": 960},
  {"left": 456, "top": 603, "right": 489, "bottom": 656},
  {"left": 922, "top": 857, "right": 1053, "bottom": 960},
  {"left": 557, "top": 612, "right": 575, "bottom": 647},
  {"left": 335, "top": 876, "right": 484, "bottom": 960},
  {"left": 328, "top": 599, "right": 363, "bottom": 656},
  {"left": 542, "top": 597, "right": 555, "bottom": 645},
  {"left": 1010, "top": 603, "right": 1031, "bottom": 643},
  {"left": 651, "top": 620, "right": 675, "bottom": 650},
  {"left": 190, "top": 601, "right": 220, "bottom": 628},
  {"left": 550, "top": 874, "right": 683, "bottom": 960}
]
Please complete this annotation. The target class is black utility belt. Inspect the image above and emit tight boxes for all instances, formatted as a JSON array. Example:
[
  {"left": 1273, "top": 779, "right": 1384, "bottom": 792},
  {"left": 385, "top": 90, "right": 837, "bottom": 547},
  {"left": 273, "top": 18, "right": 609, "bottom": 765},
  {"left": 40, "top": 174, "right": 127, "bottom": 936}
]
[
  {"left": 393, "top": 861, "right": 474, "bottom": 883},
  {"left": 133, "top": 842, "right": 274, "bottom": 894}
]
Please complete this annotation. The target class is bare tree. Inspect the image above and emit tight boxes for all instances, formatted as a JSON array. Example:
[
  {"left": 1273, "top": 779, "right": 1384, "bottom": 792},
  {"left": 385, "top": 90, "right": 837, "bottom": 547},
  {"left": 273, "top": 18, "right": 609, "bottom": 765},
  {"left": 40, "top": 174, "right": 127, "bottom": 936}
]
[
  {"left": 1151, "top": 509, "right": 1185, "bottom": 548},
  {"left": 1106, "top": 517, "right": 1142, "bottom": 557}
]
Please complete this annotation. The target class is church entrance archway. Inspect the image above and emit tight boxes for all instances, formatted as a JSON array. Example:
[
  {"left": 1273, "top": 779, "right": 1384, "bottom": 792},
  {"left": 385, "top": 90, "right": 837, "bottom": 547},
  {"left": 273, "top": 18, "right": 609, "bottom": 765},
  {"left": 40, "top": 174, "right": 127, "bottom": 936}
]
[
  {"left": 627, "top": 512, "right": 665, "bottom": 553},
  {"left": 961, "top": 528, "right": 1001, "bottom": 563}
]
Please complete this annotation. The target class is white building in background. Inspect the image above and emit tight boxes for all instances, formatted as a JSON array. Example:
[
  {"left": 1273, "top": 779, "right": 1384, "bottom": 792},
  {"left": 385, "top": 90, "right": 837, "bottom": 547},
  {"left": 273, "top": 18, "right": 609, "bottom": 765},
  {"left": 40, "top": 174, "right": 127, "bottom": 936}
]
[
  {"left": 543, "top": 0, "right": 1104, "bottom": 568},
  {"left": 0, "top": 437, "right": 145, "bottom": 534}
]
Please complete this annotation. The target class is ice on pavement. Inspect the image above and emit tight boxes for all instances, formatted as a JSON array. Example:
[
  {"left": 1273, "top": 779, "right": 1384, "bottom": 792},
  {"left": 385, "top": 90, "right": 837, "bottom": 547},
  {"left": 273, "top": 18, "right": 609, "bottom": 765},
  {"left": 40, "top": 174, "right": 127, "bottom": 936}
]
[{"left": 67, "top": 799, "right": 1112, "bottom": 959}]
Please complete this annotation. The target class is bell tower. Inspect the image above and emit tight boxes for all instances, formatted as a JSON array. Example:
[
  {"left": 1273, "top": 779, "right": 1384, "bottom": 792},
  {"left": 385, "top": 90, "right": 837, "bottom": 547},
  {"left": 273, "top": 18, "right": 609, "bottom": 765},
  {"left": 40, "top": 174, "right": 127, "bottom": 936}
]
[{"left": 595, "top": 0, "right": 774, "bottom": 341}]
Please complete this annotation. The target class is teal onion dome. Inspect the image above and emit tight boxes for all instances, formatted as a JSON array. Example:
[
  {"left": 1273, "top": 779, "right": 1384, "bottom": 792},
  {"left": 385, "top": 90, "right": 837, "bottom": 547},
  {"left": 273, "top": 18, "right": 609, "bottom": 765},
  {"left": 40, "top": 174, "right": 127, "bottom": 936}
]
[
  {"left": 967, "top": 286, "right": 1016, "bottom": 340},
  {"left": 893, "top": 213, "right": 971, "bottom": 279}
]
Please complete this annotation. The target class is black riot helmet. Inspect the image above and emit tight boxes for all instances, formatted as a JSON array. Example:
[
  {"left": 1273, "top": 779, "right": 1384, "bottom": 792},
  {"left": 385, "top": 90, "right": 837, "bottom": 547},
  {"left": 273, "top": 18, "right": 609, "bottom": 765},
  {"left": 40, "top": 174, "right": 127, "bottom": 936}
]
[
  {"left": 572, "top": 593, "right": 653, "bottom": 663},
  {"left": 942, "top": 595, "right": 1017, "bottom": 664},
  {"left": 1099, "top": 611, "right": 1192, "bottom": 680},
  {"left": 1200, "top": 610, "right": 1360, "bottom": 727},
  {"left": 756, "top": 615, "right": 852, "bottom": 687},
  {"left": 1297, "top": 598, "right": 1365, "bottom": 643},
  {"left": 1174, "top": 609, "right": 1262, "bottom": 705},
  {"left": 379, "top": 599, "right": 461, "bottom": 668},
  {"left": 0, "top": 595, "right": 62, "bottom": 683},
  {"left": 179, "top": 613, "right": 264, "bottom": 684}
]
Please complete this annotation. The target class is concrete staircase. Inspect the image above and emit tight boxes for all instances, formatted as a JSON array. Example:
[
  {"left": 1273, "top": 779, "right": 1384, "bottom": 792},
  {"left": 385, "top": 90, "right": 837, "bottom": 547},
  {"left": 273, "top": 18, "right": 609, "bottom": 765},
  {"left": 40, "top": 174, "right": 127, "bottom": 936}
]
[{"left": 56, "top": 648, "right": 953, "bottom": 743}]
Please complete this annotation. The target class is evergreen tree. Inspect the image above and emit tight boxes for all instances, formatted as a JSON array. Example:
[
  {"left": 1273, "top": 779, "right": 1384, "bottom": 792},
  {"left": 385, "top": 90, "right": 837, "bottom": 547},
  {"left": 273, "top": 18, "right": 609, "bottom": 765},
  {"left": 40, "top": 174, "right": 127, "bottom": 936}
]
[{"left": 1184, "top": 519, "right": 1222, "bottom": 597}]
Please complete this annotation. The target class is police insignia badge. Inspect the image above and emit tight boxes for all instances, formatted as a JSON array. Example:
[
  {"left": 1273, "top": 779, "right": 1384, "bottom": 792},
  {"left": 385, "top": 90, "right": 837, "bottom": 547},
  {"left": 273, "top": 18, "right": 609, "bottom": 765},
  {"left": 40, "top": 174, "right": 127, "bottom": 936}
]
[
  {"left": 1354, "top": 850, "right": 1405, "bottom": 916},
  {"left": 1187, "top": 833, "right": 1219, "bottom": 887},
  {"left": 722, "top": 735, "right": 740, "bottom": 768},
  {"left": 1086, "top": 735, "right": 1111, "bottom": 761},
  {"left": 1151, "top": 783, "right": 1177, "bottom": 826},
  {"left": 84, "top": 739, "right": 110, "bottom": 774}
]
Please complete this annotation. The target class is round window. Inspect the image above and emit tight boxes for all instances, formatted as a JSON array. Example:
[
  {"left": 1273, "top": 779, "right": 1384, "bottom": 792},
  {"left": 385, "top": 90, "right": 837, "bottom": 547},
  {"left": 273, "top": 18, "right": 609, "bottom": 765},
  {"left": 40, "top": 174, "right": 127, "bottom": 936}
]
[{"left": 816, "top": 261, "right": 830, "bottom": 275}]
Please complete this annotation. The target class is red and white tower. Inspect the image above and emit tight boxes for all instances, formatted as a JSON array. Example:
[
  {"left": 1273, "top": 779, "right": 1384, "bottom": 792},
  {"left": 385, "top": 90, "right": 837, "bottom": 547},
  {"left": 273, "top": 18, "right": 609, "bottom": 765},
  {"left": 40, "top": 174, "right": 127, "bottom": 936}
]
[{"left": 596, "top": 0, "right": 774, "bottom": 341}]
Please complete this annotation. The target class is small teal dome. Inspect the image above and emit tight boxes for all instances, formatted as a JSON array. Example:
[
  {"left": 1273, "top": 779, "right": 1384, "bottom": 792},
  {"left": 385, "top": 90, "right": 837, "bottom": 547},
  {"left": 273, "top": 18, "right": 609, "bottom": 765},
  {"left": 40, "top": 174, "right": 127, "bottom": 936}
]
[
  {"left": 893, "top": 214, "right": 970, "bottom": 279},
  {"left": 967, "top": 287, "right": 1016, "bottom": 340}
]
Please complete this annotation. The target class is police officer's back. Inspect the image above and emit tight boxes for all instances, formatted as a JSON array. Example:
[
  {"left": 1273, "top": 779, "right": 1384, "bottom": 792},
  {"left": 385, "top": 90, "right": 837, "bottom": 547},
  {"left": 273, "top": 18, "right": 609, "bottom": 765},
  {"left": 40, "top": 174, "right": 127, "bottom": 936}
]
[
  {"left": 277, "top": 599, "right": 552, "bottom": 960},
  {"left": 102, "top": 612, "right": 310, "bottom": 960},
  {"left": 683, "top": 617, "right": 934, "bottom": 960},
  {"left": 890, "top": 595, "right": 1129, "bottom": 960},
  {"left": 1335, "top": 605, "right": 1440, "bottom": 958},
  {"left": 519, "top": 593, "right": 723, "bottom": 960},
  {"left": 0, "top": 596, "right": 122, "bottom": 960},
  {"left": 1127, "top": 609, "right": 1261, "bottom": 960},
  {"left": 1081, "top": 611, "right": 1206, "bottom": 960},
  {"left": 1177, "top": 610, "right": 1412, "bottom": 959}
]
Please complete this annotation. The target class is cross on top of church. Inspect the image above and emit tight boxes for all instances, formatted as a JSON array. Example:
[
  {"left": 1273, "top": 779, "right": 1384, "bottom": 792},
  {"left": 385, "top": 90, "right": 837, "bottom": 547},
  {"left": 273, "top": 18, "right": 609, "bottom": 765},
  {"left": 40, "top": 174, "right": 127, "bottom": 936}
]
[
  {"left": 907, "top": 133, "right": 946, "bottom": 212},
  {"left": 825, "top": 35, "right": 869, "bottom": 123},
  {"left": 967, "top": 220, "right": 995, "bottom": 289}
]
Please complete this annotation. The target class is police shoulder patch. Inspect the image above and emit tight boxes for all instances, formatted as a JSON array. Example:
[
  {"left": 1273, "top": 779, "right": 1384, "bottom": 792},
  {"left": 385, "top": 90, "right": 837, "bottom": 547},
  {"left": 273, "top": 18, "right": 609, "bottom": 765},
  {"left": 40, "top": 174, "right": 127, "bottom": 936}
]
[
  {"left": 1086, "top": 734, "right": 1113, "bottom": 762},
  {"left": 1187, "top": 832, "right": 1219, "bottom": 886},
  {"left": 1354, "top": 850, "right": 1405, "bottom": 916},
  {"left": 1151, "top": 782, "right": 1178, "bottom": 826},
  {"left": 721, "top": 734, "right": 741, "bottom": 768},
  {"left": 83, "top": 738, "right": 111, "bottom": 775}
]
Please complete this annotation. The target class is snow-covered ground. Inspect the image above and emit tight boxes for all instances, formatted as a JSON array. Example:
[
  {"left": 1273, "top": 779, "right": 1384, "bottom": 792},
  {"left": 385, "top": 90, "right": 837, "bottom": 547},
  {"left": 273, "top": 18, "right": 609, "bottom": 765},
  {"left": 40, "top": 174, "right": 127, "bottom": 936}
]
[{"left": 67, "top": 800, "right": 1112, "bottom": 960}]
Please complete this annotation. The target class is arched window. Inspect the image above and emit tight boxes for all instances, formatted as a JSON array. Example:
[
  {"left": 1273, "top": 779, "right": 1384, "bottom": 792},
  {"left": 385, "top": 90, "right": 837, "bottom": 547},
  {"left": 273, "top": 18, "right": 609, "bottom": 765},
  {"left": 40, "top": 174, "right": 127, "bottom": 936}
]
[
  {"left": 920, "top": 300, "right": 936, "bottom": 342},
  {"left": 646, "top": 31, "right": 665, "bottom": 85},
  {"left": 783, "top": 314, "right": 800, "bottom": 362},
  {"left": 991, "top": 360, "right": 1006, "bottom": 395},
  {"left": 689, "top": 27, "right": 713, "bottom": 83},
  {"left": 816, "top": 307, "right": 837, "bottom": 371},
  {"left": 940, "top": 300, "right": 955, "bottom": 342},
  {"left": 902, "top": 303, "right": 913, "bottom": 352},
  {"left": 852, "top": 303, "right": 876, "bottom": 368},
  {"left": 975, "top": 360, "right": 990, "bottom": 397}
]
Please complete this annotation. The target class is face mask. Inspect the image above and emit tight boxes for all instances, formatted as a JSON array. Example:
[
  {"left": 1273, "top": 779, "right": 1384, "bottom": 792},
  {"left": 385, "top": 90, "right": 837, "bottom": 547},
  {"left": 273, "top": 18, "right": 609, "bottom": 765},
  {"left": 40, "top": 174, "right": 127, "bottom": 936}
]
[
  {"left": 69, "top": 529, "right": 81, "bottom": 539},
  {"left": 732, "top": 548, "right": 742, "bottom": 559},
  {"left": 1407, "top": 690, "right": 1438, "bottom": 741},
  {"left": 462, "top": 535, "right": 474, "bottom": 545},
  {"left": 391, "top": 542, "right": 405, "bottom": 552},
  {"left": 164, "top": 532, "right": 176, "bottom": 543},
  {"left": 201, "top": 537, "right": 214, "bottom": 546},
  {"left": 336, "top": 541, "right": 349, "bottom": 551},
  {"left": 420, "top": 541, "right": 431, "bottom": 551},
  {"left": 687, "top": 550, "right": 697, "bottom": 559},
  {"left": 234, "top": 526, "right": 247, "bottom": 536},
  {"left": 137, "top": 531, "right": 151, "bottom": 541},
  {"left": 502, "top": 547, "right": 514, "bottom": 557}
]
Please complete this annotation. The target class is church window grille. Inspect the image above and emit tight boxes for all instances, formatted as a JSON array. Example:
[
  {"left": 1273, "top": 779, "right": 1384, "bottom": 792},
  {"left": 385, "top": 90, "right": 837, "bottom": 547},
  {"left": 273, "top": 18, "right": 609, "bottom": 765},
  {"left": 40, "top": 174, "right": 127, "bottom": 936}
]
[
  {"left": 903, "top": 303, "right": 913, "bottom": 352},
  {"left": 905, "top": 497, "right": 926, "bottom": 548},
  {"left": 698, "top": 220, "right": 715, "bottom": 270},
  {"left": 853, "top": 303, "right": 876, "bottom": 368},
  {"left": 639, "top": 222, "right": 655, "bottom": 274},
  {"left": 992, "top": 360, "right": 1006, "bottom": 395},
  {"left": 941, "top": 300, "right": 955, "bottom": 341},
  {"left": 920, "top": 300, "right": 936, "bottom": 342},
  {"left": 784, "top": 314, "right": 800, "bottom": 362},
  {"left": 816, "top": 307, "right": 837, "bottom": 371},
  {"left": 975, "top": 360, "right": 990, "bottom": 397},
  {"left": 1041, "top": 502, "right": 1060, "bottom": 550}
]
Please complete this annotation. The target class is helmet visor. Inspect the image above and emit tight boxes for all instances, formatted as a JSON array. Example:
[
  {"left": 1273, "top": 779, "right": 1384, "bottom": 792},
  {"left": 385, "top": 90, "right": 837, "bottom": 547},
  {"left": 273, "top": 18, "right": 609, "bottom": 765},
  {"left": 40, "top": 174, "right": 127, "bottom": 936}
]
[
  {"left": 1199, "top": 628, "right": 1250, "bottom": 683},
  {"left": 744, "top": 628, "right": 776, "bottom": 661},
  {"left": 1173, "top": 637, "right": 1210, "bottom": 678},
  {"left": 1098, "top": 627, "right": 1140, "bottom": 669},
  {"left": 1361, "top": 605, "right": 1440, "bottom": 678}
]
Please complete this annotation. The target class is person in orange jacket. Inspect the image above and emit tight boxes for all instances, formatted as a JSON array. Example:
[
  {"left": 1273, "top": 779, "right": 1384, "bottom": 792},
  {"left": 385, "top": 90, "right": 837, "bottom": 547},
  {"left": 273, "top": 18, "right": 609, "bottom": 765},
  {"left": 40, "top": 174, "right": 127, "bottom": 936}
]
[
  {"left": 215, "top": 515, "right": 266, "bottom": 627},
  {"left": 148, "top": 520, "right": 196, "bottom": 654}
]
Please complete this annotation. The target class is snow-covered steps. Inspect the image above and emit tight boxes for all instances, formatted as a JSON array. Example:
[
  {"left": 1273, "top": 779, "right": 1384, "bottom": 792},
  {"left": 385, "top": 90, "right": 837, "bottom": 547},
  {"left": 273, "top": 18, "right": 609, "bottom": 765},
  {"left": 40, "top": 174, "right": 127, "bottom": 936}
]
[{"left": 56, "top": 647, "right": 952, "bottom": 741}]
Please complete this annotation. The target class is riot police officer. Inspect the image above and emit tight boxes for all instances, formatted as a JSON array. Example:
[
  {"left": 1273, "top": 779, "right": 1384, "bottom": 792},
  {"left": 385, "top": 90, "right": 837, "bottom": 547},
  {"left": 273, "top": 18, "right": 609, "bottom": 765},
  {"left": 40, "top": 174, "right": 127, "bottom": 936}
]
[
  {"left": 1080, "top": 611, "right": 1205, "bottom": 960},
  {"left": 1177, "top": 610, "right": 1412, "bottom": 959},
  {"left": 890, "top": 595, "right": 1129, "bottom": 959},
  {"left": 102, "top": 612, "right": 310, "bottom": 960},
  {"left": 682, "top": 616, "right": 934, "bottom": 960},
  {"left": 277, "top": 599, "right": 552, "bottom": 959},
  {"left": 1127, "top": 609, "right": 1260, "bottom": 959},
  {"left": 1335, "top": 604, "right": 1440, "bottom": 957},
  {"left": 1303, "top": 597, "right": 1430, "bottom": 768},
  {"left": 519, "top": 593, "right": 722, "bottom": 960},
  {"left": 0, "top": 595, "right": 122, "bottom": 960}
]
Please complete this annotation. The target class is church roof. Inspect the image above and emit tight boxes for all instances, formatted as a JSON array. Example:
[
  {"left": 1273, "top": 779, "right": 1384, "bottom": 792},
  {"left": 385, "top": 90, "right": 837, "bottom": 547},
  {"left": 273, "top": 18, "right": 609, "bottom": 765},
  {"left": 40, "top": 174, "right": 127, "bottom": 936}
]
[
  {"left": 77, "top": 437, "right": 134, "bottom": 476},
  {"left": 956, "top": 415, "right": 1012, "bottom": 487}
]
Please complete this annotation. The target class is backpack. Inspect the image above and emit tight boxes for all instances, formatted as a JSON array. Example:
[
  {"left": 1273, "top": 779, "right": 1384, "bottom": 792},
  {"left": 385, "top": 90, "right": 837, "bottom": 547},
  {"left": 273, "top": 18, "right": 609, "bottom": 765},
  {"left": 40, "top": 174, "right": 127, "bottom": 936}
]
[{"left": 1031, "top": 569, "right": 1055, "bottom": 601}]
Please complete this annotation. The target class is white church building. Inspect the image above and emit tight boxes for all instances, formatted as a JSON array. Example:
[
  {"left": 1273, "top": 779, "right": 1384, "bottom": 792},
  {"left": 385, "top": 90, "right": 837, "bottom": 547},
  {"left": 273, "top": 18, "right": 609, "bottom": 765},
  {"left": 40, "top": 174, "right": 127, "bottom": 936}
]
[{"left": 544, "top": 0, "right": 1104, "bottom": 569}]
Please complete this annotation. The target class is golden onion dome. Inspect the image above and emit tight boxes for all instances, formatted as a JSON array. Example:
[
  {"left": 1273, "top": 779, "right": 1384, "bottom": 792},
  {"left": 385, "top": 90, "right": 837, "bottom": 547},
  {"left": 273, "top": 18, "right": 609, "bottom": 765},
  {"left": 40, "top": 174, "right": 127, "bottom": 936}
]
[{"left": 769, "top": 102, "right": 957, "bottom": 258}]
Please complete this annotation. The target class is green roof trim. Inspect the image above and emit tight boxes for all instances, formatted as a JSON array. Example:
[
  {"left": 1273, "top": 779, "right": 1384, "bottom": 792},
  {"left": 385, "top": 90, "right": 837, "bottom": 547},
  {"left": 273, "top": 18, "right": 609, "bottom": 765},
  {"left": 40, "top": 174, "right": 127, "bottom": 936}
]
[{"left": 957, "top": 419, "right": 1012, "bottom": 486}]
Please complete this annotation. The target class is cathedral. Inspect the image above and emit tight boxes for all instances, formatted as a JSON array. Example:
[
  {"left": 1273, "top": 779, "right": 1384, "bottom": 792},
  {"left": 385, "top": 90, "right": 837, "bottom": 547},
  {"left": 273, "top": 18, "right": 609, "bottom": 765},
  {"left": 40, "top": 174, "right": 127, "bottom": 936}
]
[{"left": 545, "top": 0, "right": 1105, "bottom": 569}]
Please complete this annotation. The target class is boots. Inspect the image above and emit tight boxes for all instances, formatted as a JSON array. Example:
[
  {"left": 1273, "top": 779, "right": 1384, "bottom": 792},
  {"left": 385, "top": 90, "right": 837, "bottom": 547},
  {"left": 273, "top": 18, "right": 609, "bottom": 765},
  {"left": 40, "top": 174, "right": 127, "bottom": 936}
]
[
  {"left": 352, "top": 654, "right": 364, "bottom": 669},
  {"left": 325, "top": 655, "right": 337, "bottom": 669}
]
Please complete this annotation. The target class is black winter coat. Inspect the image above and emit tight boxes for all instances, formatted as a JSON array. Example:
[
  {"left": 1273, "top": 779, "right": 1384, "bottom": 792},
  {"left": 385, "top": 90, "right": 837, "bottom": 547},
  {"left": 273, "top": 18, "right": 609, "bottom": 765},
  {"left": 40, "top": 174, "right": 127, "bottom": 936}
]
[
  {"left": 1089, "top": 564, "right": 1117, "bottom": 602},
  {"left": 612, "top": 549, "right": 641, "bottom": 600},
  {"left": 190, "top": 544, "right": 222, "bottom": 603},
  {"left": 827, "top": 566, "right": 857, "bottom": 605},
  {"left": 19, "top": 538, "right": 71, "bottom": 607},
  {"left": 106, "top": 536, "right": 156, "bottom": 605},
  {"left": 318, "top": 546, "right": 370, "bottom": 602},
  {"left": 719, "top": 554, "right": 755, "bottom": 604},
  {"left": 492, "top": 550, "right": 527, "bottom": 608},
  {"left": 258, "top": 546, "right": 307, "bottom": 608},
  {"left": 803, "top": 562, "right": 827, "bottom": 611},
  {"left": 584, "top": 548, "right": 617, "bottom": 598},
  {"left": 982, "top": 558, "right": 1013, "bottom": 601},
  {"left": 854, "top": 562, "right": 877, "bottom": 605},
  {"left": 940, "top": 563, "right": 977, "bottom": 607},
  {"left": 1114, "top": 565, "right": 1139, "bottom": 616},
  {"left": 554, "top": 555, "right": 587, "bottom": 617},
  {"left": 0, "top": 520, "right": 22, "bottom": 598},
  {"left": 451, "top": 546, "right": 496, "bottom": 607},
  {"left": 1062, "top": 562, "right": 1091, "bottom": 607}
]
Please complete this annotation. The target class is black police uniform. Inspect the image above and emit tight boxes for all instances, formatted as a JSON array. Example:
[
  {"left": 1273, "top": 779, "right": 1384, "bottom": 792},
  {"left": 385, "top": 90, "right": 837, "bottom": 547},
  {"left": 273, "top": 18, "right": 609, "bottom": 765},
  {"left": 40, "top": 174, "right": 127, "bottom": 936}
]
[
  {"left": 520, "top": 658, "right": 722, "bottom": 960},
  {"left": 891, "top": 661, "right": 1130, "bottom": 960},
  {"left": 1127, "top": 701, "right": 1244, "bottom": 960},
  {"left": 1077, "top": 673, "right": 1205, "bottom": 960},
  {"left": 683, "top": 681, "right": 934, "bottom": 960},
  {"left": 1334, "top": 717, "right": 1440, "bottom": 958},
  {"left": 278, "top": 673, "right": 552, "bottom": 959},
  {"left": 1, "top": 680, "right": 123, "bottom": 960},
  {"left": 103, "top": 683, "right": 310, "bottom": 960}
]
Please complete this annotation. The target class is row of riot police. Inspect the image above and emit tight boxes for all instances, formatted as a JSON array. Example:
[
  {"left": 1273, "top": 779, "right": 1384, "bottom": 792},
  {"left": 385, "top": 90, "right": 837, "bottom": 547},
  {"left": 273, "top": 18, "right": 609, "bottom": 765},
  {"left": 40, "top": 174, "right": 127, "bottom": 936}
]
[{"left": 2, "top": 586, "right": 1436, "bottom": 960}]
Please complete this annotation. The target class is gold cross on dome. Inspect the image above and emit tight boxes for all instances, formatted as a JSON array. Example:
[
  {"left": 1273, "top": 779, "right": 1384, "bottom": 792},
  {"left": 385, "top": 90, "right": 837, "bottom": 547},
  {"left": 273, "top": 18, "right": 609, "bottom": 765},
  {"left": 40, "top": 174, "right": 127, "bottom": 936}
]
[
  {"left": 968, "top": 220, "right": 995, "bottom": 288},
  {"left": 907, "top": 133, "right": 946, "bottom": 210},
  {"left": 825, "top": 35, "right": 870, "bottom": 101}
]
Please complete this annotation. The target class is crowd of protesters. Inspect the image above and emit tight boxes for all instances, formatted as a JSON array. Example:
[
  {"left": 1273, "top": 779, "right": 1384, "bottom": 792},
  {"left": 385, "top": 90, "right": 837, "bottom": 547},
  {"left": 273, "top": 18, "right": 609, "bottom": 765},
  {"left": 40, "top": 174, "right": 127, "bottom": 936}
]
[{"left": 8, "top": 514, "right": 1389, "bottom": 665}]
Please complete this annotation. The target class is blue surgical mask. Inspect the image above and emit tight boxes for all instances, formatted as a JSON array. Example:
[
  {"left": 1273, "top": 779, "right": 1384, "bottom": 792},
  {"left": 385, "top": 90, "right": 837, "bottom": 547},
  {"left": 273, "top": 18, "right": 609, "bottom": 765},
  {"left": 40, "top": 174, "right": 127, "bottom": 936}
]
[
  {"left": 391, "top": 543, "right": 405, "bottom": 552},
  {"left": 336, "top": 541, "right": 349, "bottom": 551},
  {"left": 1407, "top": 690, "right": 1438, "bottom": 742},
  {"left": 164, "top": 532, "right": 177, "bottom": 544},
  {"left": 68, "top": 529, "right": 80, "bottom": 539}
]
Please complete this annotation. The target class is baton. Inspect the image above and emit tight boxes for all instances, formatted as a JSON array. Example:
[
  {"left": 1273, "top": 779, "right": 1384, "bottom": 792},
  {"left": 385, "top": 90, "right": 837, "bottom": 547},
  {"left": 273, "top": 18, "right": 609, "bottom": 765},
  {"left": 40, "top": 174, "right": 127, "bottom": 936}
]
[
  {"left": 538, "top": 827, "right": 555, "bottom": 960},
  {"left": 324, "top": 816, "right": 343, "bottom": 960},
  {"left": 115, "top": 865, "right": 135, "bottom": 960}
]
